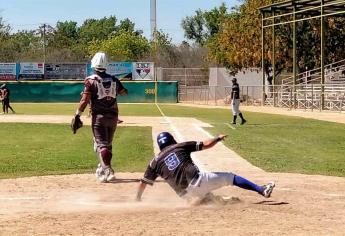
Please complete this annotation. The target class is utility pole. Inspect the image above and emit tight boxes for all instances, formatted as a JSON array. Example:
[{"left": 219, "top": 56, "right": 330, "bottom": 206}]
[
  {"left": 150, "top": 0, "right": 158, "bottom": 102},
  {"left": 42, "top": 23, "right": 46, "bottom": 63},
  {"left": 150, "top": 0, "right": 157, "bottom": 42}
]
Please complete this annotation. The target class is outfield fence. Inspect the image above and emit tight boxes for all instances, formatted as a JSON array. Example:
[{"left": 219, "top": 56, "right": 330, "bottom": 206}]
[{"left": 178, "top": 84, "right": 345, "bottom": 112}]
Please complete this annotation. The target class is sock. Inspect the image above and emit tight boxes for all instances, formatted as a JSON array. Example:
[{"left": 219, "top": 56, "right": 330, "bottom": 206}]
[
  {"left": 232, "top": 115, "right": 237, "bottom": 123},
  {"left": 233, "top": 175, "right": 263, "bottom": 193},
  {"left": 239, "top": 113, "right": 245, "bottom": 121}
]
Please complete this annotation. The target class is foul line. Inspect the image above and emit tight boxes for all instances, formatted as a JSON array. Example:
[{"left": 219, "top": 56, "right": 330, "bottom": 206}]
[
  {"left": 192, "top": 124, "right": 213, "bottom": 138},
  {"left": 224, "top": 123, "right": 236, "bottom": 130},
  {"left": 155, "top": 103, "right": 185, "bottom": 142}
]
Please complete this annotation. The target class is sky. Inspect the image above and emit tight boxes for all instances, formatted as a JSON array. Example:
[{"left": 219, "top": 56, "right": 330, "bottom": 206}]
[{"left": 0, "top": 0, "right": 237, "bottom": 44}]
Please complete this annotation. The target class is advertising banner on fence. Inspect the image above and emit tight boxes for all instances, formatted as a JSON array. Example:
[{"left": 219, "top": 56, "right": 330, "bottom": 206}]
[
  {"left": 87, "top": 62, "right": 133, "bottom": 79},
  {"left": 132, "top": 62, "right": 154, "bottom": 80},
  {"left": 18, "top": 63, "right": 44, "bottom": 80},
  {"left": 45, "top": 63, "right": 87, "bottom": 80},
  {"left": 0, "top": 63, "right": 17, "bottom": 81},
  {"left": 107, "top": 62, "right": 132, "bottom": 79}
]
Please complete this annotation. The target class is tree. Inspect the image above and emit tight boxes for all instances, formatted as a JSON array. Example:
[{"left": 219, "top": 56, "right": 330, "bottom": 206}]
[
  {"left": 88, "top": 31, "right": 150, "bottom": 61},
  {"left": 78, "top": 16, "right": 117, "bottom": 43},
  {"left": 181, "top": 3, "right": 230, "bottom": 46},
  {"left": 208, "top": 0, "right": 345, "bottom": 85}
]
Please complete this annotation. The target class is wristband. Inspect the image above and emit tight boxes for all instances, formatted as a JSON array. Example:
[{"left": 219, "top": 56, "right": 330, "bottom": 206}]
[{"left": 75, "top": 109, "right": 83, "bottom": 116}]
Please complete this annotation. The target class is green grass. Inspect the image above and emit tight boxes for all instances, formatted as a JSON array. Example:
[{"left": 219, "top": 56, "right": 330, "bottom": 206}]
[
  {"left": 0, "top": 123, "right": 153, "bottom": 179},
  {"left": 160, "top": 104, "right": 345, "bottom": 176},
  {"left": 4, "top": 103, "right": 345, "bottom": 177}
]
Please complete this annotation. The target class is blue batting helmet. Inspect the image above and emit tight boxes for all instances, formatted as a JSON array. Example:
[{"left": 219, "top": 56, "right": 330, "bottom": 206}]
[{"left": 157, "top": 132, "right": 177, "bottom": 150}]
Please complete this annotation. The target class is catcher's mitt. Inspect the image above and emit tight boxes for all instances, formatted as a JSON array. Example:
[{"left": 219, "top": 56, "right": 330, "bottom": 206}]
[{"left": 71, "top": 114, "right": 83, "bottom": 134}]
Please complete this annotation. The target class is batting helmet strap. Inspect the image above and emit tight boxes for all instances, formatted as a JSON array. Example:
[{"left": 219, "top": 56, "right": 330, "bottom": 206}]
[{"left": 157, "top": 132, "right": 177, "bottom": 150}]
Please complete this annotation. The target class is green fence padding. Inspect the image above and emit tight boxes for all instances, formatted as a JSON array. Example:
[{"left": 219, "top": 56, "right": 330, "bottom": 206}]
[{"left": 4, "top": 81, "right": 177, "bottom": 103}]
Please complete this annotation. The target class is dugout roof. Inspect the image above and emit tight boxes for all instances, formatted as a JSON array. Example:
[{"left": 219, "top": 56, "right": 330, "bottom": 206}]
[
  {"left": 259, "top": 0, "right": 345, "bottom": 27},
  {"left": 258, "top": 0, "right": 345, "bottom": 107}
]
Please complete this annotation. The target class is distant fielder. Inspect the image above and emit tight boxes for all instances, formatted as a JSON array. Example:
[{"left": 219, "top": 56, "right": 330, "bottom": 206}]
[
  {"left": 231, "top": 77, "right": 246, "bottom": 125},
  {"left": 136, "top": 132, "right": 275, "bottom": 203},
  {"left": 71, "top": 52, "right": 128, "bottom": 182}
]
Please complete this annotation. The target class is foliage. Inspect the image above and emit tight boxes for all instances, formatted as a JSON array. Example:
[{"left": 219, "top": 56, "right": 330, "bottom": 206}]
[
  {"left": 88, "top": 31, "right": 150, "bottom": 61},
  {"left": 181, "top": 3, "right": 230, "bottom": 46},
  {"left": 78, "top": 16, "right": 117, "bottom": 43},
  {"left": 208, "top": 0, "right": 345, "bottom": 84}
]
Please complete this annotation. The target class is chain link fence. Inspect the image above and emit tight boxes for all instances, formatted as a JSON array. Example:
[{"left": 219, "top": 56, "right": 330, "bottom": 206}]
[{"left": 177, "top": 84, "right": 345, "bottom": 112}]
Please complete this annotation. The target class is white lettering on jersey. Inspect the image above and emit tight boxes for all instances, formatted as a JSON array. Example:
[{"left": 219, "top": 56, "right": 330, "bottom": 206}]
[
  {"left": 94, "top": 76, "right": 117, "bottom": 100},
  {"left": 164, "top": 153, "right": 181, "bottom": 171}
]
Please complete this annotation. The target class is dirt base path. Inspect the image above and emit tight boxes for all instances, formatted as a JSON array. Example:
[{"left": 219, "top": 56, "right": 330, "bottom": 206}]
[{"left": 0, "top": 115, "right": 345, "bottom": 235}]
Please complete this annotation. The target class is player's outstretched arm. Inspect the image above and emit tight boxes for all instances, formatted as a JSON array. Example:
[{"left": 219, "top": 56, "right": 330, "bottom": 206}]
[
  {"left": 136, "top": 182, "right": 147, "bottom": 201},
  {"left": 202, "top": 134, "right": 227, "bottom": 150}
]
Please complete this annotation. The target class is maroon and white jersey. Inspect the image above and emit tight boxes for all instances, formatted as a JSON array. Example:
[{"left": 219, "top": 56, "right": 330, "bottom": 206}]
[
  {"left": 83, "top": 71, "right": 125, "bottom": 117},
  {"left": 141, "top": 141, "right": 203, "bottom": 196}
]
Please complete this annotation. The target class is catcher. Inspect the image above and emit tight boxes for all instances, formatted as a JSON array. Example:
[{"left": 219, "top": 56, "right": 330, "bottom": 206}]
[
  {"left": 71, "top": 52, "right": 128, "bottom": 182},
  {"left": 136, "top": 132, "right": 275, "bottom": 203}
]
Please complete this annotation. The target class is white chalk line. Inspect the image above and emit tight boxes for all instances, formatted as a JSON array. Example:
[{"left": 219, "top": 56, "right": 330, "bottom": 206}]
[
  {"left": 193, "top": 124, "right": 213, "bottom": 138},
  {"left": 156, "top": 104, "right": 207, "bottom": 169},
  {"left": 224, "top": 123, "right": 236, "bottom": 130}
]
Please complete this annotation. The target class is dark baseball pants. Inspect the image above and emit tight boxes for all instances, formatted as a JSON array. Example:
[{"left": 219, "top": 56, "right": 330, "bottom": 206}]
[{"left": 92, "top": 114, "right": 118, "bottom": 170}]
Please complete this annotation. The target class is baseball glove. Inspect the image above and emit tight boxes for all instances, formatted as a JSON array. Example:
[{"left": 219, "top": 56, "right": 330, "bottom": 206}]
[{"left": 71, "top": 114, "right": 83, "bottom": 134}]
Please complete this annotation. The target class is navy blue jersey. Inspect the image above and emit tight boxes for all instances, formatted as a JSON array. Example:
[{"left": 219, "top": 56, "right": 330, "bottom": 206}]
[
  {"left": 142, "top": 141, "right": 203, "bottom": 195},
  {"left": 231, "top": 83, "right": 240, "bottom": 99}
]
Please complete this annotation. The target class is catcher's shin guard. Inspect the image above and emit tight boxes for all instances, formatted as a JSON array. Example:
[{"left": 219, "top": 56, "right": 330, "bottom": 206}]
[{"left": 98, "top": 148, "right": 112, "bottom": 169}]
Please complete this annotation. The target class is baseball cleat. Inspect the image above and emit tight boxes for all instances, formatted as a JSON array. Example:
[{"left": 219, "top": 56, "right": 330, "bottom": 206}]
[
  {"left": 95, "top": 164, "right": 104, "bottom": 177},
  {"left": 260, "top": 181, "right": 275, "bottom": 198},
  {"left": 106, "top": 173, "right": 116, "bottom": 182},
  {"left": 101, "top": 168, "right": 116, "bottom": 182},
  {"left": 241, "top": 119, "right": 247, "bottom": 125}
]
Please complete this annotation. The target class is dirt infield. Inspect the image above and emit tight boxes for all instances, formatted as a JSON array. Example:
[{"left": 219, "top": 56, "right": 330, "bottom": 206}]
[{"left": 0, "top": 115, "right": 345, "bottom": 235}]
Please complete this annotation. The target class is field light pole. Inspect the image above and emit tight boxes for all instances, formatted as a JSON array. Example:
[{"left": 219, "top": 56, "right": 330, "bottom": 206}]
[{"left": 151, "top": 0, "right": 158, "bottom": 103}]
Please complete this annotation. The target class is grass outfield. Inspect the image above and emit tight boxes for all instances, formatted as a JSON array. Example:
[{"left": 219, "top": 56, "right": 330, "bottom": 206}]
[
  {"left": 4, "top": 103, "right": 345, "bottom": 177},
  {"left": 0, "top": 123, "right": 153, "bottom": 179}
]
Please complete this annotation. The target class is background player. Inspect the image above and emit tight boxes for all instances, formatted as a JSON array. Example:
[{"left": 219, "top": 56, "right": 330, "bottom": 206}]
[
  {"left": 0, "top": 84, "right": 15, "bottom": 114},
  {"left": 136, "top": 132, "right": 275, "bottom": 203},
  {"left": 71, "top": 52, "right": 128, "bottom": 182},
  {"left": 231, "top": 78, "right": 246, "bottom": 125}
]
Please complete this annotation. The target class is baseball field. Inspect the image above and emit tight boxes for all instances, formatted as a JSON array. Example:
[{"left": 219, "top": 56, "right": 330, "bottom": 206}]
[{"left": 0, "top": 103, "right": 345, "bottom": 235}]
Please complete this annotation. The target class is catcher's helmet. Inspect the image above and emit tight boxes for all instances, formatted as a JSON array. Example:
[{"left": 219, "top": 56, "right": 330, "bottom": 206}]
[
  {"left": 91, "top": 52, "right": 108, "bottom": 70},
  {"left": 157, "top": 132, "right": 177, "bottom": 150}
]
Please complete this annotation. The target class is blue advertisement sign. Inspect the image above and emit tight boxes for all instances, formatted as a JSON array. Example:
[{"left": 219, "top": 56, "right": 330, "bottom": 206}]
[
  {"left": 18, "top": 63, "right": 45, "bottom": 80},
  {"left": 0, "top": 63, "right": 17, "bottom": 81}
]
